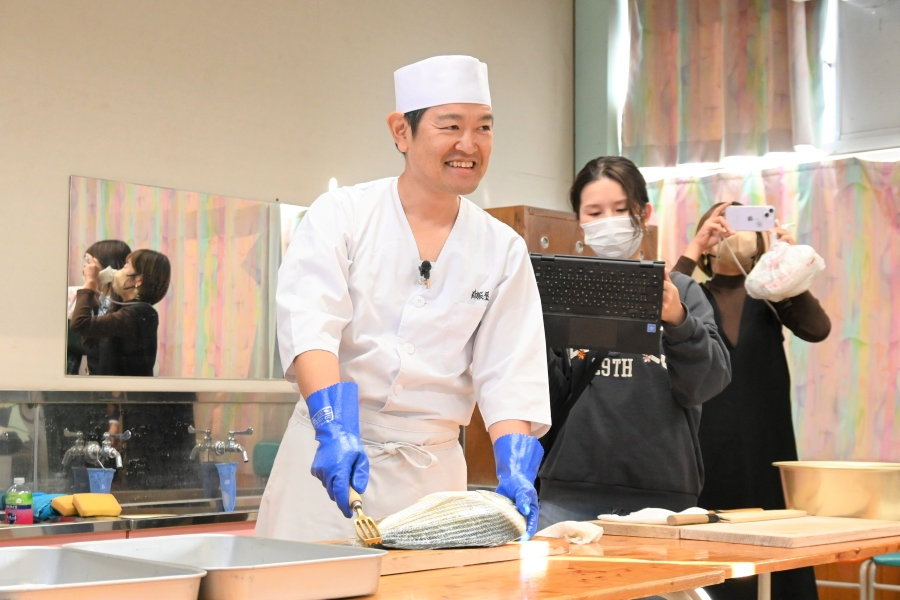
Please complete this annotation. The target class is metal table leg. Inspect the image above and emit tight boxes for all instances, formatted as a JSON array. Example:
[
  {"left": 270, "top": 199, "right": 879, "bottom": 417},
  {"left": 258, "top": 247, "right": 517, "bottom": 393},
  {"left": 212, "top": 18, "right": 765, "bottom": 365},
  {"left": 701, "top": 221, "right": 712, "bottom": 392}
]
[{"left": 758, "top": 572, "right": 771, "bottom": 600}]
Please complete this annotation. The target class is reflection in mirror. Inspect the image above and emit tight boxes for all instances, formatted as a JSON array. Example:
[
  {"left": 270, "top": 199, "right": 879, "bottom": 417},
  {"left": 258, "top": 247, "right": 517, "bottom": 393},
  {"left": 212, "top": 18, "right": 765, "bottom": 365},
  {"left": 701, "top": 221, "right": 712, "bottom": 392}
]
[
  {"left": 67, "top": 176, "right": 307, "bottom": 379},
  {"left": 0, "top": 390, "right": 295, "bottom": 508}
]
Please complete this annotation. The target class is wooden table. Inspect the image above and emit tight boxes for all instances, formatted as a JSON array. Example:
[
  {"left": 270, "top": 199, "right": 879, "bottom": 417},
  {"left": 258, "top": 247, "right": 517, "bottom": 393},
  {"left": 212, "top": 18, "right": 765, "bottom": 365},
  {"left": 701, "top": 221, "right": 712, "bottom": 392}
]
[
  {"left": 575, "top": 534, "right": 900, "bottom": 599},
  {"left": 366, "top": 533, "right": 900, "bottom": 599},
  {"left": 370, "top": 554, "right": 725, "bottom": 599}
]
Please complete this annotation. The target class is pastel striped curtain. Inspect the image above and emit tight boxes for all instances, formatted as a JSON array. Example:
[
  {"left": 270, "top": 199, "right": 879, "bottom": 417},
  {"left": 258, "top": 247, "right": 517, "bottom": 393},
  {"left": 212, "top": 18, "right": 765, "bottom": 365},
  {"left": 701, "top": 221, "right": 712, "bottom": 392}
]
[
  {"left": 647, "top": 157, "right": 900, "bottom": 461},
  {"left": 623, "top": 0, "right": 829, "bottom": 167},
  {"left": 68, "top": 176, "right": 278, "bottom": 379}
]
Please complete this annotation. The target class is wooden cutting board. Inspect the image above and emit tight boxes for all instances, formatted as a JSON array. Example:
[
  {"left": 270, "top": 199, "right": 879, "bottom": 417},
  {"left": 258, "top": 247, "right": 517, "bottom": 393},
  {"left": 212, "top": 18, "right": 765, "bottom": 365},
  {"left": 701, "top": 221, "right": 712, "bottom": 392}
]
[
  {"left": 678, "top": 516, "right": 900, "bottom": 548},
  {"left": 380, "top": 537, "right": 570, "bottom": 575},
  {"left": 590, "top": 520, "right": 681, "bottom": 539}
]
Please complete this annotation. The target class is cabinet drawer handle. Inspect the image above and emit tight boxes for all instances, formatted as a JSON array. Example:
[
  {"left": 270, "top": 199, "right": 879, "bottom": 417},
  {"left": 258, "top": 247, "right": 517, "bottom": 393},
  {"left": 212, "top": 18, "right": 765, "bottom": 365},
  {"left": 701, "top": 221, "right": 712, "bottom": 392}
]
[{"left": 540, "top": 236, "right": 550, "bottom": 249}]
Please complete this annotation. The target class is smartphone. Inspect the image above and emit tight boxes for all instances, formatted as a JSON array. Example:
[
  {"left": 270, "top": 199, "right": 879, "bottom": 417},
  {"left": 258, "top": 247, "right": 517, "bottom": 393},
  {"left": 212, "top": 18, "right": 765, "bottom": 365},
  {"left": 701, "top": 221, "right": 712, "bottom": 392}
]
[{"left": 725, "top": 205, "right": 776, "bottom": 232}]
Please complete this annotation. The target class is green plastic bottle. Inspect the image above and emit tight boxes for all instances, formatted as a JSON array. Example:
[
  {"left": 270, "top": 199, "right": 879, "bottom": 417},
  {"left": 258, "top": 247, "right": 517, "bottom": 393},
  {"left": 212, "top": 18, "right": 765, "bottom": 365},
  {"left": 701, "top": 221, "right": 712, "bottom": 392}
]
[{"left": 5, "top": 478, "right": 33, "bottom": 525}]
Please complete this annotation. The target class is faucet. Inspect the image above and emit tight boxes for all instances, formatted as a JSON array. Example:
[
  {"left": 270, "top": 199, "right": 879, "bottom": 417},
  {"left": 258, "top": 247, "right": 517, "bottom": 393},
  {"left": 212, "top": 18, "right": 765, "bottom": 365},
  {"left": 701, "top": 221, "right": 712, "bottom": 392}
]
[
  {"left": 63, "top": 429, "right": 131, "bottom": 469},
  {"left": 98, "top": 431, "right": 131, "bottom": 468},
  {"left": 62, "top": 429, "right": 86, "bottom": 468},
  {"left": 214, "top": 427, "right": 253, "bottom": 463},
  {"left": 188, "top": 426, "right": 215, "bottom": 461}
]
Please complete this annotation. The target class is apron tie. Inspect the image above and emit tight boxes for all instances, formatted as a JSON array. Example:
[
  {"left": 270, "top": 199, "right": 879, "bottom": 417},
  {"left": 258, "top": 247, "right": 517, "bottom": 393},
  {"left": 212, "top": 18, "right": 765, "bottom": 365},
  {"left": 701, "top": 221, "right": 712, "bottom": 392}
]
[{"left": 363, "top": 440, "right": 439, "bottom": 469}]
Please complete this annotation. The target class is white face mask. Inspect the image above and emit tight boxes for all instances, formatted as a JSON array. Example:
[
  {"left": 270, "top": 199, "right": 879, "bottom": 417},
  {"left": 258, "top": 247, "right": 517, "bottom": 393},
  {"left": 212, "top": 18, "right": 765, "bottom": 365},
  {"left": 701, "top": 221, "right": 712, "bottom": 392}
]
[
  {"left": 98, "top": 266, "right": 117, "bottom": 286},
  {"left": 581, "top": 215, "right": 643, "bottom": 259}
]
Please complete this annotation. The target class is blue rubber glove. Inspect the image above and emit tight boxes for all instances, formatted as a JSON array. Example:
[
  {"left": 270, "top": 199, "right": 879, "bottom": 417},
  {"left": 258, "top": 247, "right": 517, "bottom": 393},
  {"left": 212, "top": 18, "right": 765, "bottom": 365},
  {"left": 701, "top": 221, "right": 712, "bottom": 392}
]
[
  {"left": 307, "top": 382, "right": 369, "bottom": 518},
  {"left": 493, "top": 433, "right": 544, "bottom": 541}
]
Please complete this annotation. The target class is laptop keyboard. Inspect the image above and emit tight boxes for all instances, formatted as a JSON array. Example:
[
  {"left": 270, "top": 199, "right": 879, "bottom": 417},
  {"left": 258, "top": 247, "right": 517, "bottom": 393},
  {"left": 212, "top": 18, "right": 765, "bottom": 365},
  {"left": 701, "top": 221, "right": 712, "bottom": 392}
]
[{"left": 533, "top": 263, "right": 663, "bottom": 320}]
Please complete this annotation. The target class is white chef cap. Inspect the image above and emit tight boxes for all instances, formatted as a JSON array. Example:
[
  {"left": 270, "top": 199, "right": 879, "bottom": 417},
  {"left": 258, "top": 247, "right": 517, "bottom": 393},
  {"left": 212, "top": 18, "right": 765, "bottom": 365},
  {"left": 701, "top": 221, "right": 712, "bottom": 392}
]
[{"left": 394, "top": 55, "right": 491, "bottom": 114}]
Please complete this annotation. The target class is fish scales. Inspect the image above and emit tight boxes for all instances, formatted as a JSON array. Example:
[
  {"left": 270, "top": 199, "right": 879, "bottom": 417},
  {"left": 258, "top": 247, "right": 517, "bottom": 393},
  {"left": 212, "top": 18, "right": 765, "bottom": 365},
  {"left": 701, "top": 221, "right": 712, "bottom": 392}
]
[{"left": 344, "top": 490, "right": 526, "bottom": 550}]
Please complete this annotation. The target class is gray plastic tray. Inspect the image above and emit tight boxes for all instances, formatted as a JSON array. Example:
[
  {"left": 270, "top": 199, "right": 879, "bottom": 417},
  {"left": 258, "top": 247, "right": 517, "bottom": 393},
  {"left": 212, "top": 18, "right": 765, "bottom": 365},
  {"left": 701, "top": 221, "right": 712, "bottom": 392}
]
[
  {"left": 0, "top": 546, "right": 204, "bottom": 600},
  {"left": 67, "top": 534, "right": 386, "bottom": 600}
]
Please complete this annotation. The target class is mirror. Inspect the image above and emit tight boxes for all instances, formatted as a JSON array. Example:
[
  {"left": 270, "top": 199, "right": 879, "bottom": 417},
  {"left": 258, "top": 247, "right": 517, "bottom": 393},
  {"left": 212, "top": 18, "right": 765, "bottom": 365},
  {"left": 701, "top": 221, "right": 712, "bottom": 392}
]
[
  {"left": 0, "top": 389, "right": 296, "bottom": 502},
  {"left": 66, "top": 175, "right": 307, "bottom": 379}
]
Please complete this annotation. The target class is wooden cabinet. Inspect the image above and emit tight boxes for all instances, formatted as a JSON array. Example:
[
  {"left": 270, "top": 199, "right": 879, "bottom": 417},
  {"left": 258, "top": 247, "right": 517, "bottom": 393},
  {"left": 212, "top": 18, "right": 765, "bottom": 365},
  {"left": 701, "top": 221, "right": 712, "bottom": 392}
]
[
  {"left": 464, "top": 206, "right": 658, "bottom": 486},
  {"left": 486, "top": 206, "right": 591, "bottom": 257},
  {"left": 485, "top": 205, "right": 658, "bottom": 262}
]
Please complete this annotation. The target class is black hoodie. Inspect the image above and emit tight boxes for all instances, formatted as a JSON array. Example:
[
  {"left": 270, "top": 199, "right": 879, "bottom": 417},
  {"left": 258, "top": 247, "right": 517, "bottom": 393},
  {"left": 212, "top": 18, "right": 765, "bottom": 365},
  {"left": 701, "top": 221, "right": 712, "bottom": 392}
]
[{"left": 539, "top": 272, "right": 732, "bottom": 513}]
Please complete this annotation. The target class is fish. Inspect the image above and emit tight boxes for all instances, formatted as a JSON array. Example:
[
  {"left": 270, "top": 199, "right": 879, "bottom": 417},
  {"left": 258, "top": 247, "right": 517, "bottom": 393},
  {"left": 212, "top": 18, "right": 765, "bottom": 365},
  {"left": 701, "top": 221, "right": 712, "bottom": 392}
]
[{"left": 343, "top": 490, "right": 526, "bottom": 550}]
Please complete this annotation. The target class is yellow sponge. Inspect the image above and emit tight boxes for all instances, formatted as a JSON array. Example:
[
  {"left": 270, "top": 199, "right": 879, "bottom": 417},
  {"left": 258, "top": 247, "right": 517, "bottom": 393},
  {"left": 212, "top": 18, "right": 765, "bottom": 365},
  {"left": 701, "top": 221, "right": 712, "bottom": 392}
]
[
  {"left": 73, "top": 493, "right": 122, "bottom": 517},
  {"left": 51, "top": 495, "right": 78, "bottom": 517}
]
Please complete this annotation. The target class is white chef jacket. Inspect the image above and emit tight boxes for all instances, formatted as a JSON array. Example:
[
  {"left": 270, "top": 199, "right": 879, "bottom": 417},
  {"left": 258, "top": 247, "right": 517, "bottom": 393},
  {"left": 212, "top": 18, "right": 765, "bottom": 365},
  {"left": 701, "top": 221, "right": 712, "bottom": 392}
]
[{"left": 276, "top": 177, "right": 550, "bottom": 435}]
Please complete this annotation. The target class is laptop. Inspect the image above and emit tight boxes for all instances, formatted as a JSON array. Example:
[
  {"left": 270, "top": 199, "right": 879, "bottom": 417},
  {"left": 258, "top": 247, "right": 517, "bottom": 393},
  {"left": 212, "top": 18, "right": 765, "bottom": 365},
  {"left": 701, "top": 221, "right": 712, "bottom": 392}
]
[{"left": 531, "top": 253, "right": 666, "bottom": 355}]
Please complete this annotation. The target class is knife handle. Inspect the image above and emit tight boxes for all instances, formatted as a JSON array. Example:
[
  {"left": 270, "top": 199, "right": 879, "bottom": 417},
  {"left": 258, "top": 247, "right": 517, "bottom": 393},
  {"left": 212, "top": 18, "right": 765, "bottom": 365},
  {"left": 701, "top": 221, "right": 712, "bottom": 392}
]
[{"left": 667, "top": 513, "right": 720, "bottom": 526}]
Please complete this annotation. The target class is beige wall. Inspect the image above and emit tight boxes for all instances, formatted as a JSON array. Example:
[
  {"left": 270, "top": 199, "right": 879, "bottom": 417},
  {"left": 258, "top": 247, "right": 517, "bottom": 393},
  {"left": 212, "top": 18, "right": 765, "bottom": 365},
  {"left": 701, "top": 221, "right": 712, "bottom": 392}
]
[{"left": 0, "top": 0, "right": 574, "bottom": 392}]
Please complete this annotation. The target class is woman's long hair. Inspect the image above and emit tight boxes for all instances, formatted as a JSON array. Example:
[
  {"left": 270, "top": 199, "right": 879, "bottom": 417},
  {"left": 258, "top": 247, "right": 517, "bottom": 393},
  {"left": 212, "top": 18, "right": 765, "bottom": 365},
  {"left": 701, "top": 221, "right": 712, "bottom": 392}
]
[
  {"left": 127, "top": 249, "right": 171, "bottom": 306},
  {"left": 86, "top": 239, "right": 131, "bottom": 310}
]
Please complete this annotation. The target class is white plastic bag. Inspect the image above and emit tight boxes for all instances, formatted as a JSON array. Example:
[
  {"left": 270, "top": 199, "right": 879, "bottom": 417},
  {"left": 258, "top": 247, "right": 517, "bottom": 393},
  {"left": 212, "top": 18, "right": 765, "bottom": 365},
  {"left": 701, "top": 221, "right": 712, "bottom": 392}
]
[{"left": 745, "top": 240, "right": 825, "bottom": 302}]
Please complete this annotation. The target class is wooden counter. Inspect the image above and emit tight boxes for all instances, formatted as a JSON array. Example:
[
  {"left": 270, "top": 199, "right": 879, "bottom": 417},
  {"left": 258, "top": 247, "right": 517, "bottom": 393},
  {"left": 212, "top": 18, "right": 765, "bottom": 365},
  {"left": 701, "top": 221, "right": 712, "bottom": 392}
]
[
  {"left": 370, "top": 533, "right": 900, "bottom": 599},
  {"left": 583, "top": 533, "right": 900, "bottom": 577},
  {"left": 370, "top": 555, "right": 725, "bottom": 599}
]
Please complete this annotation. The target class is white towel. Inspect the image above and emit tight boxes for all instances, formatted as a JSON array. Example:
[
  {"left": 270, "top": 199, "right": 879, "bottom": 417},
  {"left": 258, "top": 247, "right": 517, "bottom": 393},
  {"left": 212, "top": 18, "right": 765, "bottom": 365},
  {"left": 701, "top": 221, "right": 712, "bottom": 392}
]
[
  {"left": 597, "top": 507, "right": 708, "bottom": 525},
  {"left": 535, "top": 520, "right": 604, "bottom": 544}
]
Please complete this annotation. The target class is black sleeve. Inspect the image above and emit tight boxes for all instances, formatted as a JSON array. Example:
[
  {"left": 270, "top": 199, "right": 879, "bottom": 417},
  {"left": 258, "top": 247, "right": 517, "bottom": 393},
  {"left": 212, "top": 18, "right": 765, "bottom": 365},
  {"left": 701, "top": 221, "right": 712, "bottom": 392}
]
[
  {"left": 541, "top": 348, "right": 572, "bottom": 454},
  {"left": 773, "top": 291, "right": 831, "bottom": 343},
  {"left": 547, "top": 347, "right": 572, "bottom": 411},
  {"left": 71, "top": 290, "right": 140, "bottom": 339},
  {"left": 672, "top": 255, "right": 699, "bottom": 277}
]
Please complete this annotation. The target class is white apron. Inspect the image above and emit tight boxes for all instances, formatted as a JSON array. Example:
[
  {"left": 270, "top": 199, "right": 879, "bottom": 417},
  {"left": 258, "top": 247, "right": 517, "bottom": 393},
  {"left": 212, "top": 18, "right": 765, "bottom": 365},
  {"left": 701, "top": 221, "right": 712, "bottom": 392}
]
[{"left": 255, "top": 401, "right": 467, "bottom": 542}]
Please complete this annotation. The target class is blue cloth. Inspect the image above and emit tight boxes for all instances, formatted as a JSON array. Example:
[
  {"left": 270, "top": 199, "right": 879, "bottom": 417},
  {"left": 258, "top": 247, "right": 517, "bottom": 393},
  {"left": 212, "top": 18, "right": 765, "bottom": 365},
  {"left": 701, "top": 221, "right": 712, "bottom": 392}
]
[
  {"left": 307, "top": 382, "right": 369, "bottom": 518},
  {"left": 32, "top": 493, "right": 65, "bottom": 521},
  {"left": 493, "top": 433, "right": 544, "bottom": 541}
]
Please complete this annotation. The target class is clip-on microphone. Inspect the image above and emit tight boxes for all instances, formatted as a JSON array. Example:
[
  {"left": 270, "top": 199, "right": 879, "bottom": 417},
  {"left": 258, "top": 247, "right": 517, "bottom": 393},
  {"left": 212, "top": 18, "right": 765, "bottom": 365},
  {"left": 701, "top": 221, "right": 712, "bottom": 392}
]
[{"left": 418, "top": 261, "right": 432, "bottom": 289}]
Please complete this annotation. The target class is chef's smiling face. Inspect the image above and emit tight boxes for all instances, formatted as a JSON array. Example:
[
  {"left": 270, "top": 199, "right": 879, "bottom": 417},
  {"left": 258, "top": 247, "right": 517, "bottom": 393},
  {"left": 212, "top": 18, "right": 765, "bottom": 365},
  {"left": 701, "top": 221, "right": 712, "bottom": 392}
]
[{"left": 390, "top": 103, "right": 493, "bottom": 196}]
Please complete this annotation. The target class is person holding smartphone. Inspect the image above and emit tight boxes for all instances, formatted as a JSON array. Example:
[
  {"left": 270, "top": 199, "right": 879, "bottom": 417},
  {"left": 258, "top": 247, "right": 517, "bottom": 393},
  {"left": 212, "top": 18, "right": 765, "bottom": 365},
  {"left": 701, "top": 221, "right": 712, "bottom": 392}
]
[
  {"left": 68, "top": 240, "right": 132, "bottom": 375},
  {"left": 673, "top": 202, "right": 831, "bottom": 600},
  {"left": 537, "top": 156, "right": 732, "bottom": 526},
  {"left": 71, "top": 249, "right": 171, "bottom": 376}
]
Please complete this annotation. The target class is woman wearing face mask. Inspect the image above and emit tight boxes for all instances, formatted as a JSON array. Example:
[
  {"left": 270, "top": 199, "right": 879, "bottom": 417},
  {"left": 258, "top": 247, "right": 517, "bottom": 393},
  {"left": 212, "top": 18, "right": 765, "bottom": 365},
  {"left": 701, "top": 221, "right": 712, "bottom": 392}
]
[
  {"left": 67, "top": 240, "right": 132, "bottom": 375},
  {"left": 71, "top": 249, "right": 171, "bottom": 376},
  {"left": 538, "top": 157, "right": 732, "bottom": 526},
  {"left": 672, "top": 202, "right": 830, "bottom": 600}
]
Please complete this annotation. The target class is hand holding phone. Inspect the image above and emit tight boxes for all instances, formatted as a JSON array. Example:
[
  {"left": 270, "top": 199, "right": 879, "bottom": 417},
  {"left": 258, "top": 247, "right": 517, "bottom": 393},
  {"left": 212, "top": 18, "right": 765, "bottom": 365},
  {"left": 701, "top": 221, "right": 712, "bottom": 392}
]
[{"left": 82, "top": 253, "right": 102, "bottom": 288}]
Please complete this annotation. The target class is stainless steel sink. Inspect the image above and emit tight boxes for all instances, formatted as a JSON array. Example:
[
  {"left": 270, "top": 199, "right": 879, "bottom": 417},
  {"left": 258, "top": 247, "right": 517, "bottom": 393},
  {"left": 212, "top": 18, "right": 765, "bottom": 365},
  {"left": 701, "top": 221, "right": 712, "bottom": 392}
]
[
  {"left": 68, "top": 534, "right": 386, "bottom": 600},
  {"left": 117, "top": 492, "right": 261, "bottom": 516},
  {"left": 0, "top": 547, "right": 204, "bottom": 599}
]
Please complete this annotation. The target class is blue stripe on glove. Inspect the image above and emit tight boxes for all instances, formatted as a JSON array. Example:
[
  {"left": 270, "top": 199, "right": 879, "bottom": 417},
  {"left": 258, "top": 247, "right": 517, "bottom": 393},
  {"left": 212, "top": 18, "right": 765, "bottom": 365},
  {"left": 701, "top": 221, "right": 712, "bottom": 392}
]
[
  {"left": 306, "top": 381, "right": 369, "bottom": 519},
  {"left": 493, "top": 433, "right": 544, "bottom": 541}
]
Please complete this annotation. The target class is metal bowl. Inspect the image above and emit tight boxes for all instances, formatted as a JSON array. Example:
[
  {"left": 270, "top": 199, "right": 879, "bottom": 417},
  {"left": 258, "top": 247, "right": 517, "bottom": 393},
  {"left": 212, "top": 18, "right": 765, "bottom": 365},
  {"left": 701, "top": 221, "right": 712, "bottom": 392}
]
[{"left": 775, "top": 461, "right": 900, "bottom": 520}]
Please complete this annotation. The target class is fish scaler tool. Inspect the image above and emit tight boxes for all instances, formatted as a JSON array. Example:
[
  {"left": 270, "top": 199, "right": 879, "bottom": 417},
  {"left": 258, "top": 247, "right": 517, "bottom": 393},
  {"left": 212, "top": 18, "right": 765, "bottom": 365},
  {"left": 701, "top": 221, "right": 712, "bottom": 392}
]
[{"left": 349, "top": 488, "right": 383, "bottom": 546}]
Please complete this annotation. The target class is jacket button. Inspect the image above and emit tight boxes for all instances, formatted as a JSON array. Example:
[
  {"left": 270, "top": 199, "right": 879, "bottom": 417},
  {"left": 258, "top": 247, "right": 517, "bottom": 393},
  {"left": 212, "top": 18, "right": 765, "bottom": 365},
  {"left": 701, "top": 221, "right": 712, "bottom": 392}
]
[{"left": 413, "top": 296, "right": 425, "bottom": 308}]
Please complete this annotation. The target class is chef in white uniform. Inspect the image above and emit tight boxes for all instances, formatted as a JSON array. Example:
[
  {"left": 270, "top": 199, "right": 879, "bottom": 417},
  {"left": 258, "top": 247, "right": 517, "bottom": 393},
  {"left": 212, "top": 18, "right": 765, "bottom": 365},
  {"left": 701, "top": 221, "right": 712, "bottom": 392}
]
[{"left": 256, "top": 55, "right": 551, "bottom": 543}]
